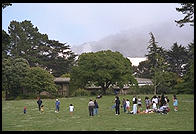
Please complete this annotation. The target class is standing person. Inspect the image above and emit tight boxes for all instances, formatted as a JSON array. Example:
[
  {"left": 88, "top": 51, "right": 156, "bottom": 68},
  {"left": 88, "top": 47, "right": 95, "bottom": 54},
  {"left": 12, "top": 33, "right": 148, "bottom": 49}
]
[
  {"left": 132, "top": 95, "right": 137, "bottom": 114},
  {"left": 165, "top": 96, "right": 170, "bottom": 107},
  {"left": 24, "top": 106, "right": 27, "bottom": 114},
  {"left": 94, "top": 100, "right": 99, "bottom": 115},
  {"left": 122, "top": 98, "right": 127, "bottom": 113},
  {"left": 115, "top": 96, "right": 120, "bottom": 115},
  {"left": 157, "top": 96, "right": 161, "bottom": 108},
  {"left": 88, "top": 99, "right": 95, "bottom": 116},
  {"left": 145, "top": 96, "right": 150, "bottom": 113},
  {"left": 125, "top": 99, "right": 130, "bottom": 114},
  {"left": 55, "top": 99, "right": 60, "bottom": 113},
  {"left": 37, "top": 97, "right": 42, "bottom": 111},
  {"left": 160, "top": 94, "right": 166, "bottom": 107},
  {"left": 137, "top": 96, "right": 142, "bottom": 113},
  {"left": 69, "top": 104, "right": 74, "bottom": 116},
  {"left": 173, "top": 95, "right": 178, "bottom": 112}
]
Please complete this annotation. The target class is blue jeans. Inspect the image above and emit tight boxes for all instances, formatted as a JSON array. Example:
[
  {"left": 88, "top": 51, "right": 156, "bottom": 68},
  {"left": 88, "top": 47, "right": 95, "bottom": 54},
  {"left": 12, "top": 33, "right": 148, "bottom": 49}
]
[{"left": 94, "top": 108, "right": 98, "bottom": 115}]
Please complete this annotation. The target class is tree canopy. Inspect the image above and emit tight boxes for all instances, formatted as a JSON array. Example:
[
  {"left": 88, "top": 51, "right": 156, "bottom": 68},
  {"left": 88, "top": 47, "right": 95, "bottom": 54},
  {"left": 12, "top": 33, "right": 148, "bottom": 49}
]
[{"left": 70, "top": 50, "right": 137, "bottom": 94}]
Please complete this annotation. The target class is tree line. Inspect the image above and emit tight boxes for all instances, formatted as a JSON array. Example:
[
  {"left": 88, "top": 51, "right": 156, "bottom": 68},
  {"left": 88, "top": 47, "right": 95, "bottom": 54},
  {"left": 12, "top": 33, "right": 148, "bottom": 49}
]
[{"left": 2, "top": 3, "right": 194, "bottom": 100}]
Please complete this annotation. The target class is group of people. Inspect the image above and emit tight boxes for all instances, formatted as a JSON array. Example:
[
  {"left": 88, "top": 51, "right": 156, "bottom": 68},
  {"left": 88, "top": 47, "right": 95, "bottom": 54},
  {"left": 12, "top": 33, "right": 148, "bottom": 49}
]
[
  {"left": 24, "top": 94, "right": 178, "bottom": 116},
  {"left": 88, "top": 99, "right": 99, "bottom": 116},
  {"left": 114, "top": 94, "right": 178, "bottom": 115}
]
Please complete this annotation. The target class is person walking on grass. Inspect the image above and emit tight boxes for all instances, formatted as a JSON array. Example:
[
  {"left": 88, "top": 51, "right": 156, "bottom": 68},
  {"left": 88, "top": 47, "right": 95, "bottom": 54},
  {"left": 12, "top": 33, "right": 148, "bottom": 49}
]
[
  {"left": 115, "top": 96, "right": 120, "bottom": 115},
  {"left": 37, "top": 97, "right": 42, "bottom": 111},
  {"left": 173, "top": 94, "right": 178, "bottom": 112},
  {"left": 94, "top": 100, "right": 99, "bottom": 115},
  {"left": 88, "top": 99, "right": 95, "bottom": 116},
  {"left": 55, "top": 99, "right": 60, "bottom": 113}
]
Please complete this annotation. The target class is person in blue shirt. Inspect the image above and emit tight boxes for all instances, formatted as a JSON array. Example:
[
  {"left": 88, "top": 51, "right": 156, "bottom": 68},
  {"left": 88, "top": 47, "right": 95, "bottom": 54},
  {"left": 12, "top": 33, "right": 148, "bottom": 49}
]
[
  {"left": 55, "top": 99, "right": 60, "bottom": 113},
  {"left": 94, "top": 100, "right": 99, "bottom": 115}
]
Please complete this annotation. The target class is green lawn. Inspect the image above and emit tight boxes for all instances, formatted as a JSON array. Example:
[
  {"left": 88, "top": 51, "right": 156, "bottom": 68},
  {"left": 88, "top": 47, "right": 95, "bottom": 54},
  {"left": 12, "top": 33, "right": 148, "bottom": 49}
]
[{"left": 2, "top": 94, "right": 194, "bottom": 131}]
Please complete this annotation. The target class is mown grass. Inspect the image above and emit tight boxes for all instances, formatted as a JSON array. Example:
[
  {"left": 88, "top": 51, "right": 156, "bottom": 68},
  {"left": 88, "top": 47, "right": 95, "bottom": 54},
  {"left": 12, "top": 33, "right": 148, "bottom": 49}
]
[{"left": 2, "top": 94, "right": 194, "bottom": 131}]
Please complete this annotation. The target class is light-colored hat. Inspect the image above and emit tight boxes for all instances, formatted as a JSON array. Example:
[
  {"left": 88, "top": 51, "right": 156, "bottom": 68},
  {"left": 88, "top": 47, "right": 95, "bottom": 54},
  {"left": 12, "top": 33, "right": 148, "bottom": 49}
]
[{"left": 56, "top": 99, "right": 58, "bottom": 101}]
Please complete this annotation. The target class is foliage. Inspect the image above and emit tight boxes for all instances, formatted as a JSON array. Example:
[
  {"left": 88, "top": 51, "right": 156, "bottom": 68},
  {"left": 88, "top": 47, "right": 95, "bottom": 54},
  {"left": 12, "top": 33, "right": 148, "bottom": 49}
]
[
  {"left": 7, "top": 20, "right": 76, "bottom": 77},
  {"left": 175, "top": 3, "right": 194, "bottom": 27},
  {"left": 60, "top": 73, "right": 71, "bottom": 78},
  {"left": 2, "top": 3, "right": 12, "bottom": 9},
  {"left": 71, "top": 50, "right": 137, "bottom": 94},
  {"left": 23, "top": 67, "right": 57, "bottom": 94},
  {"left": 2, "top": 57, "right": 30, "bottom": 99},
  {"left": 71, "top": 88, "right": 91, "bottom": 97},
  {"left": 166, "top": 42, "right": 189, "bottom": 77},
  {"left": 2, "top": 30, "right": 11, "bottom": 58}
]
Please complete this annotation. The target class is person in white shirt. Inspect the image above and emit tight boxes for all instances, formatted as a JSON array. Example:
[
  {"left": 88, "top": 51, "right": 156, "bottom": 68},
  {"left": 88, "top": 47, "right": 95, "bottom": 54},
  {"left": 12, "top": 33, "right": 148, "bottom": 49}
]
[
  {"left": 132, "top": 95, "right": 138, "bottom": 114},
  {"left": 69, "top": 104, "right": 74, "bottom": 116},
  {"left": 152, "top": 101, "right": 157, "bottom": 111},
  {"left": 125, "top": 99, "right": 130, "bottom": 113}
]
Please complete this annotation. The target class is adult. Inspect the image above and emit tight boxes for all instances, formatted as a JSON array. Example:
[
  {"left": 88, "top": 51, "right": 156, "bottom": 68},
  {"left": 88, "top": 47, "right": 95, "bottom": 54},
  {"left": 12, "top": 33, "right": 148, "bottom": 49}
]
[
  {"left": 88, "top": 99, "right": 95, "bottom": 116},
  {"left": 115, "top": 96, "right": 120, "bottom": 115},
  {"left": 37, "top": 97, "right": 42, "bottom": 111},
  {"left": 132, "top": 95, "right": 138, "bottom": 114},
  {"left": 94, "top": 100, "right": 99, "bottom": 115},
  {"left": 160, "top": 94, "right": 166, "bottom": 107},
  {"left": 55, "top": 99, "right": 60, "bottom": 113}
]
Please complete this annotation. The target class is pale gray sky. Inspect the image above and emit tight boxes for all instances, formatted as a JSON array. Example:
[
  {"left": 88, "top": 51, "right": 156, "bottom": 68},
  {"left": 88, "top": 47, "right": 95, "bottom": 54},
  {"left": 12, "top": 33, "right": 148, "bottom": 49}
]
[{"left": 2, "top": 3, "right": 194, "bottom": 57}]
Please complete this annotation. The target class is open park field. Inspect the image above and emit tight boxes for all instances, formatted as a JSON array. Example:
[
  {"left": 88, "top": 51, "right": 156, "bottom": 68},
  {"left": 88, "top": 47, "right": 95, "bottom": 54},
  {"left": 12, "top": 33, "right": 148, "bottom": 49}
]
[{"left": 2, "top": 94, "right": 194, "bottom": 131}]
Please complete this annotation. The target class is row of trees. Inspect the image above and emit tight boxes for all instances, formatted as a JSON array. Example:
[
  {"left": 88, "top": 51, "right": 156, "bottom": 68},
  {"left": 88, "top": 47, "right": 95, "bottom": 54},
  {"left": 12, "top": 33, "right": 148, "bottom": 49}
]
[
  {"left": 135, "top": 33, "right": 194, "bottom": 94},
  {"left": 2, "top": 3, "right": 194, "bottom": 99}
]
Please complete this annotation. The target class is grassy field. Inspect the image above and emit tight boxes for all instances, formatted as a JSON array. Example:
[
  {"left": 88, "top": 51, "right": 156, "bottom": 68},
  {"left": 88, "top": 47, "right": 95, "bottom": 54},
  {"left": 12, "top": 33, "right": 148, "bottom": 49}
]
[{"left": 2, "top": 94, "right": 194, "bottom": 131}]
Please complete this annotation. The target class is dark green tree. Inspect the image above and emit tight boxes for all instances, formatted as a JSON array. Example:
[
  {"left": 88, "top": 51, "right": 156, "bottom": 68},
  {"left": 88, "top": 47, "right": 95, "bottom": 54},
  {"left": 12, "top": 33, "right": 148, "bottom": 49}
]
[
  {"left": 136, "top": 60, "right": 151, "bottom": 78},
  {"left": 175, "top": 3, "right": 194, "bottom": 27},
  {"left": 7, "top": 20, "right": 76, "bottom": 76},
  {"left": 2, "top": 30, "right": 11, "bottom": 58},
  {"left": 23, "top": 67, "right": 57, "bottom": 94},
  {"left": 2, "top": 3, "right": 12, "bottom": 9},
  {"left": 166, "top": 42, "right": 189, "bottom": 77},
  {"left": 71, "top": 50, "right": 137, "bottom": 94},
  {"left": 2, "top": 58, "right": 30, "bottom": 99}
]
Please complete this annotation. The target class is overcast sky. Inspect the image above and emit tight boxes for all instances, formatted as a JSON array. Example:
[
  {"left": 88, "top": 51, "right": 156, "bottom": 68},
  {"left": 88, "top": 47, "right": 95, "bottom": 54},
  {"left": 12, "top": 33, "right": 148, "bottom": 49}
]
[{"left": 2, "top": 3, "right": 194, "bottom": 57}]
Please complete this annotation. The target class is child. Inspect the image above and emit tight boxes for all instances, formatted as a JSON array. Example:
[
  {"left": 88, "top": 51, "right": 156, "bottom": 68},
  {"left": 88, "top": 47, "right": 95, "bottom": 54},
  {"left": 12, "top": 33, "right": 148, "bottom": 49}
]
[
  {"left": 122, "top": 98, "right": 126, "bottom": 113},
  {"left": 137, "top": 96, "right": 142, "bottom": 113},
  {"left": 69, "top": 104, "right": 74, "bottom": 116},
  {"left": 145, "top": 96, "right": 150, "bottom": 113},
  {"left": 55, "top": 99, "right": 60, "bottom": 113},
  {"left": 24, "top": 106, "right": 26, "bottom": 114},
  {"left": 125, "top": 99, "right": 130, "bottom": 113},
  {"left": 173, "top": 95, "right": 178, "bottom": 112},
  {"left": 152, "top": 101, "right": 157, "bottom": 111},
  {"left": 41, "top": 105, "right": 44, "bottom": 113}
]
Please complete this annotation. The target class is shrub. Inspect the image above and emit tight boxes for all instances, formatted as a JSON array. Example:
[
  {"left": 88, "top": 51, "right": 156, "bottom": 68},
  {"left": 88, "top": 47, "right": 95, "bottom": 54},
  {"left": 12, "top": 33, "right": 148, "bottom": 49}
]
[{"left": 71, "top": 88, "right": 91, "bottom": 97}]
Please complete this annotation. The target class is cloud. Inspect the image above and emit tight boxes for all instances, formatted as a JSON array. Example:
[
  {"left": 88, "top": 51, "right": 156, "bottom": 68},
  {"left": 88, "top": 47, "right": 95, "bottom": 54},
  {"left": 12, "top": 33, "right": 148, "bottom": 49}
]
[{"left": 71, "top": 22, "right": 194, "bottom": 57}]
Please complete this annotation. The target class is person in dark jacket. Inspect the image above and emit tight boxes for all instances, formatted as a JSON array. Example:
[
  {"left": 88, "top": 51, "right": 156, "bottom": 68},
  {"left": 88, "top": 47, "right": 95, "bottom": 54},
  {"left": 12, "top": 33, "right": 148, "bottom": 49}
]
[
  {"left": 94, "top": 100, "right": 99, "bottom": 115},
  {"left": 37, "top": 97, "right": 42, "bottom": 111},
  {"left": 115, "top": 96, "right": 120, "bottom": 115}
]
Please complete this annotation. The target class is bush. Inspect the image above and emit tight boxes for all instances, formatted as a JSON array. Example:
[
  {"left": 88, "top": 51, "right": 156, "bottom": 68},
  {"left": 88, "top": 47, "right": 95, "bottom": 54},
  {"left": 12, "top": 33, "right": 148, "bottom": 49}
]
[{"left": 71, "top": 88, "right": 91, "bottom": 97}]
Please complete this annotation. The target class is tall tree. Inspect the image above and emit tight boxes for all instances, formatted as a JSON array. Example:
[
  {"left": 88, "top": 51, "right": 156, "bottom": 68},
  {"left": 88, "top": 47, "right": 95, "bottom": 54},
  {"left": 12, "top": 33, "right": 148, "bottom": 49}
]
[
  {"left": 2, "top": 3, "right": 12, "bottom": 9},
  {"left": 2, "top": 58, "right": 30, "bottom": 99},
  {"left": 175, "top": 3, "right": 194, "bottom": 27},
  {"left": 8, "top": 20, "right": 76, "bottom": 76},
  {"left": 71, "top": 50, "right": 137, "bottom": 94},
  {"left": 2, "top": 30, "right": 11, "bottom": 58},
  {"left": 166, "top": 42, "right": 189, "bottom": 77}
]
